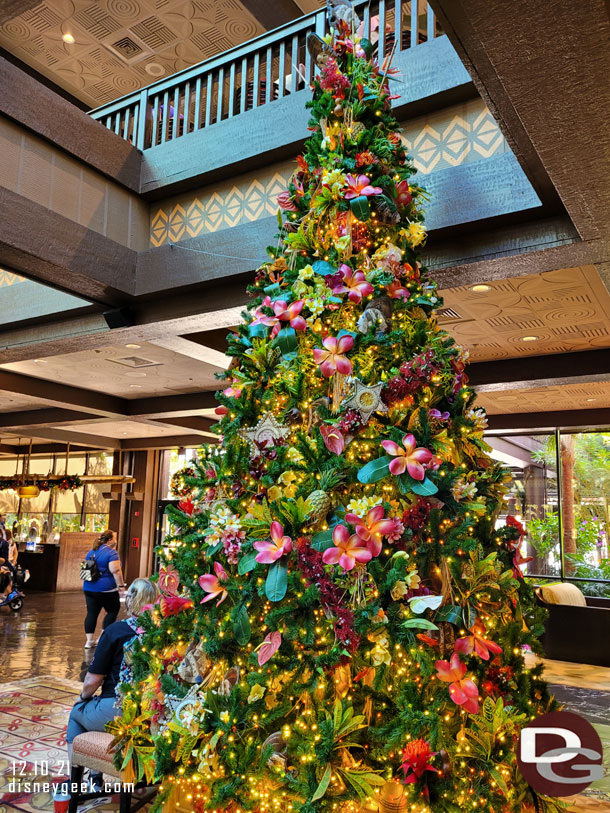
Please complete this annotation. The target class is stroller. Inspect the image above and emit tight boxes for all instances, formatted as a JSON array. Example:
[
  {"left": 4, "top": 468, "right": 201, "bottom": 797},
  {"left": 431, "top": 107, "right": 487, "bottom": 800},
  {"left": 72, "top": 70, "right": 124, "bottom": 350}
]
[{"left": 0, "top": 564, "right": 29, "bottom": 611}]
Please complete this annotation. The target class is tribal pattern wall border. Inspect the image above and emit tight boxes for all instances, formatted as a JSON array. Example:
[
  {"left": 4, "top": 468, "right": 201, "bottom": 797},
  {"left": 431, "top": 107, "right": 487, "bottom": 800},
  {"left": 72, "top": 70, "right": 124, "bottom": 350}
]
[
  {"left": 0, "top": 270, "right": 26, "bottom": 287},
  {"left": 150, "top": 100, "right": 508, "bottom": 248}
]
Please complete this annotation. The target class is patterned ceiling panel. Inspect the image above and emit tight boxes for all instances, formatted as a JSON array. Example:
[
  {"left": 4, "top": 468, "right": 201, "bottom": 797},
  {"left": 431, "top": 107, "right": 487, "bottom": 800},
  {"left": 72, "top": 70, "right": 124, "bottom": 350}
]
[
  {"left": 0, "top": 270, "right": 26, "bottom": 287},
  {"left": 438, "top": 266, "right": 610, "bottom": 362},
  {"left": 0, "top": 0, "right": 264, "bottom": 106},
  {"left": 477, "top": 381, "right": 610, "bottom": 415}
]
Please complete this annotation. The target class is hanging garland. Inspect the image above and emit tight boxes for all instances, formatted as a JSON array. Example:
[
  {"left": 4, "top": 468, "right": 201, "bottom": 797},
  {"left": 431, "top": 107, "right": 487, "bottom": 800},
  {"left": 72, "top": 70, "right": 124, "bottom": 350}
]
[{"left": 0, "top": 475, "right": 82, "bottom": 493}]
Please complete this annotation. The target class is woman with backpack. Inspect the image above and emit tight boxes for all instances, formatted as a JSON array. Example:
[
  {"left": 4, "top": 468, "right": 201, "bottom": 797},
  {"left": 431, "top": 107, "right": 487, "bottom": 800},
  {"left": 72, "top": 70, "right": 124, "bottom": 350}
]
[{"left": 82, "top": 530, "right": 126, "bottom": 649}]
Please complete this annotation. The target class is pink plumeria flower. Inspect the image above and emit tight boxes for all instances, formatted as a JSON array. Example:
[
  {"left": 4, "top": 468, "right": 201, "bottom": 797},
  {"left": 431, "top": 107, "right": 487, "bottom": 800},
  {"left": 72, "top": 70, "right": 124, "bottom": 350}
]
[
  {"left": 435, "top": 653, "right": 479, "bottom": 714},
  {"left": 387, "top": 279, "right": 409, "bottom": 300},
  {"left": 381, "top": 433, "right": 433, "bottom": 480},
  {"left": 345, "top": 505, "right": 399, "bottom": 557},
  {"left": 454, "top": 619, "right": 503, "bottom": 661},
  {"left": 253, "top": 521, "right": 293, "bottom": 564},
  {"left": 251, "top": 296, "right": 278, "bottom": 330},
  {"left": 270, "top": 299, "right": 306, "bottom": 336},
  {"left": 322, "top": 524, "right": 372, "bottom": 571},
  {"left": 344, "top": 174, "right": 383, "bottom": 199},
  {"left": 223, "top": 381, "right": 243, "bottom": 399},
  {"left": 198, "top": 562, "right": 228, "bottom": 607},
  {"left": 313, "top": 334, "right": 354, "bottom": 378},
  {"left": 332, "top": 264, "right": 374, "bottom": 304}
]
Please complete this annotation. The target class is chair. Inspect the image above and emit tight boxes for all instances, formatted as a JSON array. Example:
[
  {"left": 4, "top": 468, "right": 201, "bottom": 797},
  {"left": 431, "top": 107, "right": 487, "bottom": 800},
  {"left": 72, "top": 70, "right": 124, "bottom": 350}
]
[
  {"left": 535, "top": 582, "right": 610, "bottom": 667},
  {"left": 69, "top": 731, "right": 153, "bottom": 812}
]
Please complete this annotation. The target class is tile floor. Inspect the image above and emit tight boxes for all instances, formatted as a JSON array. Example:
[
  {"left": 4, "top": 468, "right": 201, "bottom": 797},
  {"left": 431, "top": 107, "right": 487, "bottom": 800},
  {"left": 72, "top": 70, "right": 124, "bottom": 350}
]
[{"left": 1, "top": 593, "right": 609, "bottom": 811}]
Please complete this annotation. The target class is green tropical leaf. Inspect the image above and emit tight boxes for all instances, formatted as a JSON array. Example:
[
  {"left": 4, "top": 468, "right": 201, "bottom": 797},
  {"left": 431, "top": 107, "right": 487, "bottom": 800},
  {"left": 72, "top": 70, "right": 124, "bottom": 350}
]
[
  {"left": 401, "top": 618, "right": 439, "bottom": 631},
  {"left": 350, "top": 195, "right": 371, "bottom": 222},
  {"left": 238, "top": 550, "right": 258, "bottom": 575},
  {"left": 311, "top": 764, "right": 332, "bottom": 802},
  {"left": 265, "top": 561, "right": 288, "bottom": 602},
  {"left": 357, "top": 455, "right": 392, "bottom": 484},
  {"left": 233, "top": 603, "right": 251, "bottom": 645}
]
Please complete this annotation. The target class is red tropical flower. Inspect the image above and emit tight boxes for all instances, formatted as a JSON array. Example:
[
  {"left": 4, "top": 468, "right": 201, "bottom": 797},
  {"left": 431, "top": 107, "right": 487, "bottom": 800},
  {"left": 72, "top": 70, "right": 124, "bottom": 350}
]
[
  {"left": 401, "top": 738, "right": 437, "bottom": 784},
  {"left": 159, "top": 595, "right": 193, "bottom": 618},
  {"left": 320, "top": 424, "right": 345, "bottom": 455}
]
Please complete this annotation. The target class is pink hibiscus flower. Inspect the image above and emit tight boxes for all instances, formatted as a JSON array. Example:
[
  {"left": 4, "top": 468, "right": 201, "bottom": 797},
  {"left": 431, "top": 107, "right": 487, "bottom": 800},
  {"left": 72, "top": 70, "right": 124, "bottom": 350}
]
[
  {"left": 332, "top": 264, "right": 374, "bottom": 304},
  {"left": 381, "top": 434, "right": 433, "bottom": 480},
  {"left": 254, "top": 521, "right": 293, "bottom": 564},
  {"left": 344, "top": 174, "right": 383, "bottom": 199},
  {"left": 313, "top": 334, "right": 354, "bottom": 377},
  {"left": 454, "top": 619, "right": 503, "bottom": 661},
  {"left": 345, "top": 505, "right": 399, "bottom": 557},
  {"left": 322, "top": 524, "right": 372, "bottom": 571},
  {"left": 435, "top": 653, "right": 479, "bottom": 714},
  {"left": 198, "top": 562, "right": 228, "bottom": 606}
]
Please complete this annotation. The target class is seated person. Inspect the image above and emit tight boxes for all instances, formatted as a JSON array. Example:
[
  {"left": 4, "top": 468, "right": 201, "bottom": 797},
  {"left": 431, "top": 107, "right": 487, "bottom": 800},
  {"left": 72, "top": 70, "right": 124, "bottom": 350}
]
[
  {"left": 0, "top": 533, "right": 13, "bottom": 597},
  {"left": 66, "top": 578, "right": 159, "bottom": 777}
]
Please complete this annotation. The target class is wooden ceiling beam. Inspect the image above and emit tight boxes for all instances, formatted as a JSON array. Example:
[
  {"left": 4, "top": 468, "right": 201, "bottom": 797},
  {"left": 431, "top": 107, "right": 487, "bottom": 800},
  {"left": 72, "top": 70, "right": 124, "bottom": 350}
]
[
  {"left": 487, "top": 408, "right": 610, "bottom": 433},
  {"left": 469, "top": 349, "right": 610, "bottom": 392}
]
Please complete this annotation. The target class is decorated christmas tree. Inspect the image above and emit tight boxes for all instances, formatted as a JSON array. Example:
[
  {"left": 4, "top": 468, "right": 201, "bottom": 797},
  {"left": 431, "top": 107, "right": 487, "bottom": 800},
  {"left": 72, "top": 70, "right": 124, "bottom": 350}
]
[{"left": 109, "top": 13, "right": 563, "bottom": 813}]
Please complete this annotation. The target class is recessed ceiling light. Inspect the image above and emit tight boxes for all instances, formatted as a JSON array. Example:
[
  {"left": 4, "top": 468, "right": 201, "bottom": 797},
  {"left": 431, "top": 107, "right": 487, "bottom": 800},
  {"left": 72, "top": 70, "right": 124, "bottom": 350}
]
[
  {"left": 471, "top": 284, "right": 491, "bottom": 292},
  {"left": 33, "top": 359, "right": 47, "bottom": 363},
  {"left": 122, "top": 432, "right": 128, "bottom": 435},
  {"left": 521, "top": 336, "right": 539, "bottom": 342},
  {"left": 125, "top": 344, "right": 141, "bottom": 349},
  {"left": 145, "top": 62, "right": 165, "bottom": 76},
  {"left": 62, "top": 32, "right": 75, "bottom": 43},
  {"left": 129, "top": 384, "right": 142, "bottom": 388},
  {"left": 586, "top": 398, "right": 596, "bottom": 402},
  {"left": 126, "top": 371, "right": 147, "bottom": 378}
]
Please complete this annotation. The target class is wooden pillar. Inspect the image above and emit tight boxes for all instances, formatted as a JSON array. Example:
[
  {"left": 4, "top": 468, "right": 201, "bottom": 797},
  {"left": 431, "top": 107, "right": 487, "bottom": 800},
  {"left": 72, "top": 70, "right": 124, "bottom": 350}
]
[
  {"left": 109, "top": 449, "right": 161, "bottom": 583},
  {"left": 560, "top": 434, "right": 577, "bottom": 575},
  {"left": 523, "top": 464, "right": 546, "bottom": 574},
  {"left": 124, "top": 450, "right": 160, "bottom": 582}
]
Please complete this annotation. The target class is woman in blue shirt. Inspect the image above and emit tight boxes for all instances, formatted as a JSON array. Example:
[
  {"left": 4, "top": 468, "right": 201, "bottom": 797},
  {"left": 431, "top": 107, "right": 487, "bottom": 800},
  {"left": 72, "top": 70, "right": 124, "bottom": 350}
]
[{"left": 82, "top": 530, "right": 126, "bottom": 649}]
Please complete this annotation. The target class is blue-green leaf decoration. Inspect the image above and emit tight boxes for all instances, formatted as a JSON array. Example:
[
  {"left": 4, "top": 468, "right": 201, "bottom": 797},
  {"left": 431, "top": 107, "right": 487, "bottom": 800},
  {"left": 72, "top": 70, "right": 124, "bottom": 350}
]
[
  {"left": 357, "top": 455, "right": 392, "bottom": 484},
  {"left": 410, "top": 477, "right": 439, "bottom": 496},
  {"left": 263, "top": 282, "right": 286, "bottom": 300},
  {"left": 350, "top": 195, "right": 371, "bottom": 222},
  {"left": 312, "top": 260, "right": 336, "bottom": 276},
  {"left": 248, "top": 323, "right": 268, "bottom": 338},
  {"left": 274, "top": 327, "right": 297, "bottom": 356},
  {"left": 311, "top": 529, "right": 334, "bottom": 552},
  {"left": 233, "top": 603, "right": 251, "bottom": 645},
  {"left": 265, "top": 560, "right": 288, "bottom": 602},
  {"left": 238, "top": 550, "right": 258, "bottom": 575}
]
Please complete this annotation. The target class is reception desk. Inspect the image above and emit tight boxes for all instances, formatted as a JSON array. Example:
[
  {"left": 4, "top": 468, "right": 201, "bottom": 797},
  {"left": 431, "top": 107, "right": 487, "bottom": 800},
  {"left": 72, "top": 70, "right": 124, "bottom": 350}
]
[{"left": 19, "top": 532, "right": 99, "bottom": 592}]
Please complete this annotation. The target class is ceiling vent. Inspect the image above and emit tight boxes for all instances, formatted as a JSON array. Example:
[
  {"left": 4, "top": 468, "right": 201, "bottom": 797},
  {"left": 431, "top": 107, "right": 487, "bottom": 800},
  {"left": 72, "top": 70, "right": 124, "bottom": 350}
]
[
  {"left": 101, "top": 29, "right": 152, "bottom": 65},
  {"left": 437, "top": 307, "right": 462, "bottom": 320},
  {"left": 108, "top": 36, "right": 143, "bottom": 60},
  {"left": 110, "top": 356, "right": 162, "bottom": 368}
]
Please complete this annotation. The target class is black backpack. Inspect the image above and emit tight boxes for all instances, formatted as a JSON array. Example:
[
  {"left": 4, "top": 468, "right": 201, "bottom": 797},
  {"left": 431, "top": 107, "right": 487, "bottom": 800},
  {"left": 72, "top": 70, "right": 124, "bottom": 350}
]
[{"left": 79, "top": 550, "right": 101, "bottom": 582}]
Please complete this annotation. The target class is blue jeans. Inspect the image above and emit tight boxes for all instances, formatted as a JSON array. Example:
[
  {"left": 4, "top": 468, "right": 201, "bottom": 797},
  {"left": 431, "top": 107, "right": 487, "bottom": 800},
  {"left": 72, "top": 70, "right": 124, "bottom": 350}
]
[{"left": 66, "top": 696, "right": 118, "bottom": 743}]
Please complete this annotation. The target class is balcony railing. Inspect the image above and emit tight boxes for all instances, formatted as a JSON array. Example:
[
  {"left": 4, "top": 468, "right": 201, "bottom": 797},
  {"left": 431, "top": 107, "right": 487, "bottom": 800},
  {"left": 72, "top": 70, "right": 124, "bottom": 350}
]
[{"left": 90, "top": 0, "right": 439, "bottom": 151}]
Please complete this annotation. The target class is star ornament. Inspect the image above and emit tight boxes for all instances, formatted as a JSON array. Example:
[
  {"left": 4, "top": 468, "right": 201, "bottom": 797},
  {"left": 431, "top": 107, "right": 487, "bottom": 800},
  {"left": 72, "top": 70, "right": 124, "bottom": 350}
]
[
  {"left": 343, "top": 379, "right": 387, "bottom": 423},
  {"left": 241, "top": 412, "right": 290, "bottom": 454}
]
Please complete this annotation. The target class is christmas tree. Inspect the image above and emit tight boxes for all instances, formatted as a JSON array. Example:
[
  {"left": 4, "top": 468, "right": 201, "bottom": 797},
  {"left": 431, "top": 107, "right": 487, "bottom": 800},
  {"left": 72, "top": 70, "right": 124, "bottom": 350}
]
[{"left": 109, "top": 14, "right": 563, "bottom": 813}]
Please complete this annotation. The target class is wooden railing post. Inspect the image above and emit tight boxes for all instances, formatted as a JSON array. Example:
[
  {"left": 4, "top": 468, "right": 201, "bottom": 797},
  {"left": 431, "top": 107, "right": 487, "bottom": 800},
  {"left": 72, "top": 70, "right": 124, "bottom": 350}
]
[{"left": 135, "top": 89, "right": 148, "bottom": 150}]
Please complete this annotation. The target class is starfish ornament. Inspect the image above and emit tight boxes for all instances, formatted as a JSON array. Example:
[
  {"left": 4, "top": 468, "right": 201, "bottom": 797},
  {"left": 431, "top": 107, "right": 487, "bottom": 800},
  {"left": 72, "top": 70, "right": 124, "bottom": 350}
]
[
  {"left": 343, "top": 379, "right": 388, "bottom": 423},
  {"left": 241, "top": 412, "right": 290, "bottom": 454}
]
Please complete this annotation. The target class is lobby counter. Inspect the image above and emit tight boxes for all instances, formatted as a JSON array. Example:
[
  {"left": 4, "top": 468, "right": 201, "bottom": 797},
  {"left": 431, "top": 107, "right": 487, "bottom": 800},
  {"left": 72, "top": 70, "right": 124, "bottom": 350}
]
[{"left": 19, "top": 532, "right": 98, "bottom": 592}]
